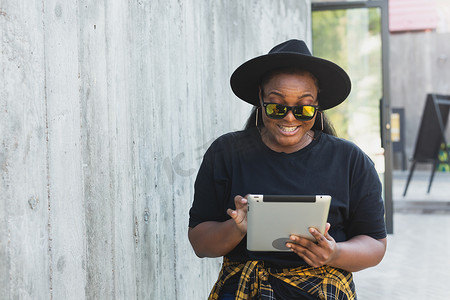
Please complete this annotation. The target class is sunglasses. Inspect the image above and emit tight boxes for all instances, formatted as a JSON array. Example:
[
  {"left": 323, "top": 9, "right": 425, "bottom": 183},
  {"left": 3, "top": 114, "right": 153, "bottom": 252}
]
[{"left": 262, "top": 102, "right": 319, "bottom": 121}]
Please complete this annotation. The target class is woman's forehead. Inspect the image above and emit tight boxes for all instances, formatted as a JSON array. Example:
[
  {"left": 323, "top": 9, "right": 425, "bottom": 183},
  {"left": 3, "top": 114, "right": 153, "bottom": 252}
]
[{"left": 262, "top": 72, "right": 319, "bottom": 94}]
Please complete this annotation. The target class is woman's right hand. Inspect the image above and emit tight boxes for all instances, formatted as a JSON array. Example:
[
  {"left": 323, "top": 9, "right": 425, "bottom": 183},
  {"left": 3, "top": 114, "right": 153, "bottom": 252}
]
[
  {"left": 188, "top": 195, "right": 248, "bottom": 258},
  {"left": 227, "top": 195, "right": 248, "bottom": 234}
]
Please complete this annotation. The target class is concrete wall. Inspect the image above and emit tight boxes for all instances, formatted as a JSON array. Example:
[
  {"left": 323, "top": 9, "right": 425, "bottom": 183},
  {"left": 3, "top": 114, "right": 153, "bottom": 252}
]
[
  {"left": 390, "top": 31, "right": 450, "bottom": 169},
  {"left": 0, "top": 1, "right": 311, "bottom": 299}
]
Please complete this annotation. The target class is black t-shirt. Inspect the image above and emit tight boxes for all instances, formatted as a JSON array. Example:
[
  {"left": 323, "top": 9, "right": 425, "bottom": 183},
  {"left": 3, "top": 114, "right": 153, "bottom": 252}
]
[{"left": 189, "top": 127, "right": 386, "bottom": 293}]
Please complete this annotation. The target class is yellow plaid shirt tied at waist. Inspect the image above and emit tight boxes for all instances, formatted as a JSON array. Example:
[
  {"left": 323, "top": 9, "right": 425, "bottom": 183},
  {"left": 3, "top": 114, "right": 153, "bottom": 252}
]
[{"left": 209, "top": 258, "right": 356, "bottom": 300}]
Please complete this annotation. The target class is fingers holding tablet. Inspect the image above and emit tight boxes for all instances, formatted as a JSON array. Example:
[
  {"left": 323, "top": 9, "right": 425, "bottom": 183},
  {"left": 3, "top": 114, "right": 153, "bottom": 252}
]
[
  {"left": 227, "top": 195, "right": 248, "bottom": 234},
  {"left": 286, "top": 224, "right": 338, "bottom": 267}
]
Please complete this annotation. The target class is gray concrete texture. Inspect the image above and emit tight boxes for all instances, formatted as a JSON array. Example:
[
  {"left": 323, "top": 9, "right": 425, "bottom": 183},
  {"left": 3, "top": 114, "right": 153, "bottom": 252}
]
[
  {"left": 354, "top": 170, "right": 450, "bottom": 299},
  {"left": 0, "top": 1, "right": 312, "bottom": 299}
]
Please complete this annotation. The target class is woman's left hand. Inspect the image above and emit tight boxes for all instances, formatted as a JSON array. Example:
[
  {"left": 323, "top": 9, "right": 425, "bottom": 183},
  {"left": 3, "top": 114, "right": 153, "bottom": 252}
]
[{"left": 286, "top": 223, "right": 339, "bottom": 268}]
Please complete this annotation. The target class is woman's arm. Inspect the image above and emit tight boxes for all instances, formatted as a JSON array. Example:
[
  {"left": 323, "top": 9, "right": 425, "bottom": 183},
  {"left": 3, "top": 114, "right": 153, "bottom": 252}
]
[
  {"left": 329, "top": 235, "right": 387, "bottom": 272},
  {"left": 188, "top": 196, "right": 248, "bottom": 258},
  {"left": 286, "top": 224, "right": 387, "bottom": 272}
]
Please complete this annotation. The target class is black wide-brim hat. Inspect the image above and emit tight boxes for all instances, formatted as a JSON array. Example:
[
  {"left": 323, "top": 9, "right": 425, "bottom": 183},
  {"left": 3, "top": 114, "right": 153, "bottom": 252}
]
[{"left": 230, "top": 39, "right": 351, "bottom": 110}]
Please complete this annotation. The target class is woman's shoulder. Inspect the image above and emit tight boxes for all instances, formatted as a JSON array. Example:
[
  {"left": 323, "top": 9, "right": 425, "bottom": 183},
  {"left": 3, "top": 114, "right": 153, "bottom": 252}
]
[
  {"left": 210, "top": 128, "right": 257, "bottom": 150},
  {"left": 319, "top": 133, "right": 371, "bottom": 159},
  {"left": 320, "top": 133, "right": 360, "bottom": 149}
]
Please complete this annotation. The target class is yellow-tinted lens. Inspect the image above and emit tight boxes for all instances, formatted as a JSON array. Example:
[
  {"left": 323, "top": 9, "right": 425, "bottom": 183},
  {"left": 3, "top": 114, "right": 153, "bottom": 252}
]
[
  {"left": 302, "top": 106, "right": 316, "bottom": 117},
  {"left": 266, "top": 104, "right": 287, "bottom": 118},
  {"left": 292, "top": 105, "right": 316, "bottom": 120}
]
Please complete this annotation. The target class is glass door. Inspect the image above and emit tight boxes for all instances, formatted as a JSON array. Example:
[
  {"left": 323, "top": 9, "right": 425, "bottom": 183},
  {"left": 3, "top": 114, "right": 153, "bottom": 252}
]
[{"left": 312, "top": 0, "right": 393, "bottom": 233}]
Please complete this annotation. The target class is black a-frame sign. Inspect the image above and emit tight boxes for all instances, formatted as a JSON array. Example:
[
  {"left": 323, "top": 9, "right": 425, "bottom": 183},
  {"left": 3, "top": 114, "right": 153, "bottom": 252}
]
[{"left": 403, "top": 94, "right": 450, "bottom": 196}]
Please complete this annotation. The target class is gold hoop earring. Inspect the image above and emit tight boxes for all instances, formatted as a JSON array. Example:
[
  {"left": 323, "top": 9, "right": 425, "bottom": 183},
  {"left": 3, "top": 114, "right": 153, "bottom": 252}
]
[
  {"left": 255, "top": 107, "right": 259, "bottom": 128},
  {"left": 319, "top": 111, "right": 324, "bottom": 131}
]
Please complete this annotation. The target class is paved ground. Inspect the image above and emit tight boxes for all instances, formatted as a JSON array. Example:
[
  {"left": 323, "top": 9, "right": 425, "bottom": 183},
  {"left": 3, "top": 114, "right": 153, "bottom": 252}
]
[{"left": 353, "top": 170, "right": 450, "bottom": 299}]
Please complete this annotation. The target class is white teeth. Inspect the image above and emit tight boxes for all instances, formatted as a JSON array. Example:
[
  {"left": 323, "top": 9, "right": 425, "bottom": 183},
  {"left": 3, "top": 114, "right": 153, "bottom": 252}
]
[{"left": 279, "top": 125, "right": 298, "bottom": 132}]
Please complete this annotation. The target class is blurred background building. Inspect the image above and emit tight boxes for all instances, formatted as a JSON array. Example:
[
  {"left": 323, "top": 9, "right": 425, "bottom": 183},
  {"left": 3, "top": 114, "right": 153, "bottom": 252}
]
[{"left": 389, "top": 0, "right": 450, "bottom": 170}]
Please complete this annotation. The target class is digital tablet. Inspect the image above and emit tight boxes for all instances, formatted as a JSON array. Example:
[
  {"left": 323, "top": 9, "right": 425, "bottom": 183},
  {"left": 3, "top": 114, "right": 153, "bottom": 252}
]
[{"left": 246, "top": 194, "right": 331, "bottom": 252}]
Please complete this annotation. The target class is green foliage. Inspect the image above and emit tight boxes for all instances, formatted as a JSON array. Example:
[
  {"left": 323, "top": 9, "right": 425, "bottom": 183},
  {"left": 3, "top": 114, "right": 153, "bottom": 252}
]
[
  {"left": 312, "top": 10, "right": 348, "bottom": 70},
  {"left": 312, "top": 8, "right": 382, "bottom": 141},
  {"left": 312, "top": 9, "right": 350, "bottom": 138},
  {"left": 437, "top": 143, "right": 450, "bottom": 172}
]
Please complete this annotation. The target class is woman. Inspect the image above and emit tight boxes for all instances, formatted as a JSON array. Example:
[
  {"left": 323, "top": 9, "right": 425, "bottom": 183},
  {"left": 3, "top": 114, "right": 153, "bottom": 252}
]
[{"left": 188, "top": 39, "right": 387, "bottom": 300}]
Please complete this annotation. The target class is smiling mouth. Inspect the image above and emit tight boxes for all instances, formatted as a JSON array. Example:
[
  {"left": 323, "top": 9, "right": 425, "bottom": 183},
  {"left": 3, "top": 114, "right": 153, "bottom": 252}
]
[{"left": 278, "top": 125, "right": 300, "bottom": 133}]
